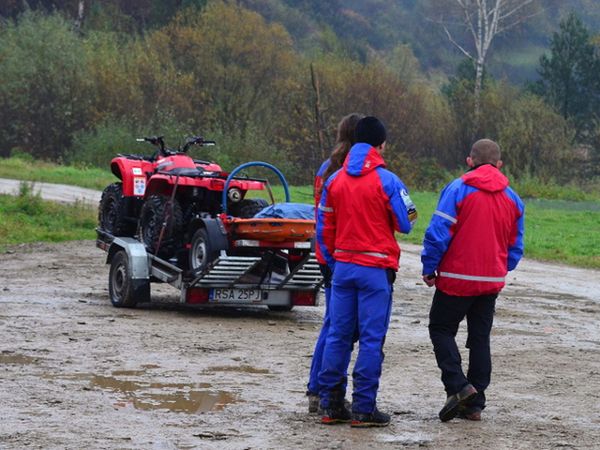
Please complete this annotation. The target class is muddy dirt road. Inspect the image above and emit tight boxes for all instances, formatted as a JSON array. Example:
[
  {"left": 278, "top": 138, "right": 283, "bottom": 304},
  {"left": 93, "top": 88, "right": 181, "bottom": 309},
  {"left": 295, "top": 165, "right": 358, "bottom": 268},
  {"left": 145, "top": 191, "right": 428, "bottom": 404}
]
[
  {"left": 1, "top": 240, "right": 599, "bottom": 449},
  {"left": 0, "top": 178, "right": 100, "bottom": 205}
]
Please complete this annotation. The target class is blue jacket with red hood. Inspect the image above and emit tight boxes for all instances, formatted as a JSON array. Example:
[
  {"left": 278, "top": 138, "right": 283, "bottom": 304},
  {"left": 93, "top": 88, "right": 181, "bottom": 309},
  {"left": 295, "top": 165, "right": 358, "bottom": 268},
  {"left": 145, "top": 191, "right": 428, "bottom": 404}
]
[
  {"left": 422, "top": 164, "right": 525, "bottom": 296},
  {"left": 316, "top": 143, "right": 417, "bottom": 271}
]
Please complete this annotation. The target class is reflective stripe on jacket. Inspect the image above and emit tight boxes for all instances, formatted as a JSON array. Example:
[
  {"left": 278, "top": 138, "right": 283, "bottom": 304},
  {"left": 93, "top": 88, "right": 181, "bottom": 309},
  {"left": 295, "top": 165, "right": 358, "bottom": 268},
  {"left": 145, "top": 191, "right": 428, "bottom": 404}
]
[
  {"left": 421, "top": 164, "right": 525, "bottom": 296},
  {"left": 316, "top": 143, "right": 416, "bottom": 270}
]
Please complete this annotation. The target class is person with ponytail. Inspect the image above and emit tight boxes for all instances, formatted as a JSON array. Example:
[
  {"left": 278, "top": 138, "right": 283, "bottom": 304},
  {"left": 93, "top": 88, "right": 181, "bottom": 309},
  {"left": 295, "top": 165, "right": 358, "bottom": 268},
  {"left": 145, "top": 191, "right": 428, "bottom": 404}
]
[
  {"left": 317, "top": 116, "right": 417, "bottom": 427},
  {"left": 306, "top": 113, "right": 363, "bottom": 414}
]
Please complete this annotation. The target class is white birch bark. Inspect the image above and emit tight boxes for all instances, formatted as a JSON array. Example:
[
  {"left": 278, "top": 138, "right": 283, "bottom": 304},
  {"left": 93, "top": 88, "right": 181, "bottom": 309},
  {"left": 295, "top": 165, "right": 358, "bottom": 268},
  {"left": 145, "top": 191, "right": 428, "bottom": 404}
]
[
  {"left": 74, "top": 1, "right": 85, "bottom": 31},
  {"left": 442, "top": 0, "right": 536, "bottom": 127}
]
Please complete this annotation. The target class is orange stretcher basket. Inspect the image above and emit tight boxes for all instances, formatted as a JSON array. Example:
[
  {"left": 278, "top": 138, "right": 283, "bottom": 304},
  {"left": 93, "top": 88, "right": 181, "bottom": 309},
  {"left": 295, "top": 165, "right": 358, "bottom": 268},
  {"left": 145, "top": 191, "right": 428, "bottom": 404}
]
[{"left": 225, "top": 218, "right": 315, "bottom": 242}]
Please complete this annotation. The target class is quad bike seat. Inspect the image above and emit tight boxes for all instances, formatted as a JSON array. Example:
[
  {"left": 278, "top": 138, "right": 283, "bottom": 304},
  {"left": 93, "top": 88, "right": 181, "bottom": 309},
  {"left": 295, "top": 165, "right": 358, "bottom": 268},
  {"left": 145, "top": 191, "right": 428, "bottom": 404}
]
[
  {"left": 158, "top": 167, "right": 205, "bottom": 177},
  {"left": 117, "top": 153, "right": 150, "bottom": 161}
]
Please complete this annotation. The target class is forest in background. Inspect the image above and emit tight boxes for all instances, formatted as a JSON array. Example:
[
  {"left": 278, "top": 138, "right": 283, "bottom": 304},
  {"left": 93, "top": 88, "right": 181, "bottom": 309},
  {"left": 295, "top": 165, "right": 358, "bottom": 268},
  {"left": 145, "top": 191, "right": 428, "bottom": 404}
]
[{"left": 0, "top": 0, "right": 599, "bottom": 188}]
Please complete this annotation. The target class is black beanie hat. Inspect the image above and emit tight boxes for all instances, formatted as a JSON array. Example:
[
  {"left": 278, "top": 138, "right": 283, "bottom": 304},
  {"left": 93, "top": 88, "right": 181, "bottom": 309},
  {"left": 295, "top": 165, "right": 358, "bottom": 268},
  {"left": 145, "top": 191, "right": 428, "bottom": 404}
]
[{"left": 355, "top": 116, "right": 386, "bottom": 147}]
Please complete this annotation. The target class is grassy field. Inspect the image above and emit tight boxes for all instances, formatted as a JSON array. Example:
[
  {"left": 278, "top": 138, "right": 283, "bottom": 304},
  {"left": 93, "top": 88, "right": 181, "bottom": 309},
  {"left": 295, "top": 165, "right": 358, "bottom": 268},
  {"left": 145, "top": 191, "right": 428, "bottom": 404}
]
[
  {"left": 401, "top": 192, "right": 600, "bottom": 269},
  {"left": 1, "top": 157, "right": 599, "bottom": 269},
  {"left": 0, "top": 184, "right": 96, "bottom": 251}
]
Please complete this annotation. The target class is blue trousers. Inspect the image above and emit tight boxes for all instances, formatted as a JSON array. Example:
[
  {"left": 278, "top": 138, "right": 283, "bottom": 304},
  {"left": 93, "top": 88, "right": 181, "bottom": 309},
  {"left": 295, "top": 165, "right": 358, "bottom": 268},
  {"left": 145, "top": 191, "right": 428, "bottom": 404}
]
[
  {"left": 428, "top": 289, "right": 497, "bottom": 409},
  {"left": 307, "top": 284, "right": 331, "bottom": 395},
  {"left": 307, "top": 265, "right": 358, "bottom": 395},
  {"left": 318, "top": 262, "right": 393, "bottom": 413}
]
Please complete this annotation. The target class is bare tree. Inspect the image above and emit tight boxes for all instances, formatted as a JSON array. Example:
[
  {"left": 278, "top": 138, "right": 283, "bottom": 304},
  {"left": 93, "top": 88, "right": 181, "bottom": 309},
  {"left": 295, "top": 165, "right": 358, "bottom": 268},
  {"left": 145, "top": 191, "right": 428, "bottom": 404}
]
[
  {"left": 310, "top": 63, "right": 331, "bottom": 166},
  {"left": 438, "top": 0, "right": 539, "bottom": 124},
  {"left": 74, "top": 1, "right": 85, "bottom": 32}
]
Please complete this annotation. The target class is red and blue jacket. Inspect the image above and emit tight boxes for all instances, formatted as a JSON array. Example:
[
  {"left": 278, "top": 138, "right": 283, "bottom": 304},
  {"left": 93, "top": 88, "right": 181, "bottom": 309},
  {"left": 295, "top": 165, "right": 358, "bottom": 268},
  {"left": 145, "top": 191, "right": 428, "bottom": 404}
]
[
  {"left": 314, "top": 159, "right": 330, "bottom": 264},
  {"left": 316, "top": 143, "right": 417, "bottom": 271},
  {"left": 421, "top": 164, "right": 525, "bottom": 296}
]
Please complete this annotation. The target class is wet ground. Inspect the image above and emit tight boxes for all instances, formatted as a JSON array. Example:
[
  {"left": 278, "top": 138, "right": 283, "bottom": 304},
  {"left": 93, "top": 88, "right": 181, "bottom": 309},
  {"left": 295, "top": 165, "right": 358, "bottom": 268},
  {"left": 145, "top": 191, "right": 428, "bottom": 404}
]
[{"left": 1, "top": 240, "right": 599, "bottom": 449}]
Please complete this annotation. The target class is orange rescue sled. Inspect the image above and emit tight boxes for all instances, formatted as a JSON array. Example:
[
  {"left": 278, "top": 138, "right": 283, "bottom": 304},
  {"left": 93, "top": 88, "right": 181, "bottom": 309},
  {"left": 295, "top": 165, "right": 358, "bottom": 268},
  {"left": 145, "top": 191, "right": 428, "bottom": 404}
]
[{"left": 225, "top": 217, "right": 315, "bottom": 242}]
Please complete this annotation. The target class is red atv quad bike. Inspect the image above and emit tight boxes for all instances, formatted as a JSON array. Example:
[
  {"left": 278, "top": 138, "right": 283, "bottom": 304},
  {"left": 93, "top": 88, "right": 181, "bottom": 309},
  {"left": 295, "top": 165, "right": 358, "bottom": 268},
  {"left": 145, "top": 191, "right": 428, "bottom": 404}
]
[
  {"left": 98, "top": 135, "right": 269, "bottom": 262},
  {"left": 97, "top": 141, "right": 322, "bottom": 312}
]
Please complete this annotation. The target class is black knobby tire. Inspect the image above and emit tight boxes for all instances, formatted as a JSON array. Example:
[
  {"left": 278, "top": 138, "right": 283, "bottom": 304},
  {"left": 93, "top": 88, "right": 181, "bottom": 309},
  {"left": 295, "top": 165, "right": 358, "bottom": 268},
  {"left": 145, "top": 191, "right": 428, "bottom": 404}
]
[
  {"left": 109, "top": 250, "right": 150, "bottom": 307},
  {"left": 98, "top": 183, "right": 136, "bottom": 236},
  {"left": 188, "top": 227, "right": 220, "bottom": 275},
  {"left": 139, "top": 194, "right": 183, "bottom": 258},
  {"left": 234, "top": 198, "right": 269, "bottom": 218}
]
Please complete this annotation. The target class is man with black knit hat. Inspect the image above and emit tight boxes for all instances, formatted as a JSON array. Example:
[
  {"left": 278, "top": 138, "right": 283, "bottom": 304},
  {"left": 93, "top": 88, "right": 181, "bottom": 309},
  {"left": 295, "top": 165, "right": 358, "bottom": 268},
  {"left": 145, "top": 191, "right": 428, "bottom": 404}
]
[{"left": 316, "top": 116, "right": 417, "bottom": 427}]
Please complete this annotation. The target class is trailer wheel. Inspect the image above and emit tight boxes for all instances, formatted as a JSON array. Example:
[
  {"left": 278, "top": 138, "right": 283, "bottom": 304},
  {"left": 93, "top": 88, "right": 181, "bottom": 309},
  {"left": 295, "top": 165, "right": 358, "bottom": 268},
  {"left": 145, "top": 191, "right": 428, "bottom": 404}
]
[
  {"left": 189, "top": 227, "right": 219, "bottom": 275},
  {"left": 98, "top": 183, "right": 136, "bottom": 236},
  {"left": 140, "top": 194, "right": 183, "bottom": 258},
  {"left": 268, "top": 305, "right": 294, "bottom": 312},
  {"left": 109, "top": 250, "right": 150, "bottom": 307}
]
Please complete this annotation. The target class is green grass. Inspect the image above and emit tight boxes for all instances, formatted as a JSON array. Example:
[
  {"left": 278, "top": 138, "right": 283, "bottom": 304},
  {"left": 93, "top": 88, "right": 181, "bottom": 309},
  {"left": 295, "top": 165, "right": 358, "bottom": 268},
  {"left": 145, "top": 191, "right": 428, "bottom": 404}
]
[
  {"left": 0, "top": 184, "right": 96, "bottom": 251},
  {"left": 400, "top": 191, "right": 600, "bottom": 269},
  {"left": 0, "top": 156, "right": 114, "bottom": 190},
  {"left": 248, "top": 184, "right": 314, "bottom": 204},
  {"left": 522, "top": 200, "right": 600, "bottom": 268},
  {"left": 399, "top": 192, "right": 438, "bottom": 247}
]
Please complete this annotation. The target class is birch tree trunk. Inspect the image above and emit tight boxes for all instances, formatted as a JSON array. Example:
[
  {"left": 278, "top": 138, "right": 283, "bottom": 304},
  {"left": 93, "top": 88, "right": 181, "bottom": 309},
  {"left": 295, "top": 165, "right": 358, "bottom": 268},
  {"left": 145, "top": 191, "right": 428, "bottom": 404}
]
[
  {"left": 441, "top": 0, "right": 537, "bottom": 132},
  {"left": 74, "top": 1, "right": 85, "bottom": 32}
]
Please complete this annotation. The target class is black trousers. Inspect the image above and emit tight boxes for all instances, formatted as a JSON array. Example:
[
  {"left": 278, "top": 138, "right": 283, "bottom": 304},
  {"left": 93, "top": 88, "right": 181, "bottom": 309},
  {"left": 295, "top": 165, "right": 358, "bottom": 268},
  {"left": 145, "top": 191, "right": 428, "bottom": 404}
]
[{"left": 428, "top": 289, "right": 497, "bottom": 409}]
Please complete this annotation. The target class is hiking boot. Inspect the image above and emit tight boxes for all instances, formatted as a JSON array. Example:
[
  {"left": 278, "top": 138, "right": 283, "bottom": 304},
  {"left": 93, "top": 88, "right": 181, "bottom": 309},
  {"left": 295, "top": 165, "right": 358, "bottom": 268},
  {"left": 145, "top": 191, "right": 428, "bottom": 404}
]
[
  {"left": 321, "top": 403, "right": 352, "bottom": 425},
  {"left": 307, "top": 392, "right": 320, "bottom": 414},
  {"left": 438, "top": 384, "right": 478, "bottom": 422},
  {"left": 308, "top": 392, "right": 351, "bottom": 415},
  {"left": 457, "top": 405, "right": 482, "bottom": 421},
  {"left": 350, "top": 408, "right": 391, "bottom": 428}
]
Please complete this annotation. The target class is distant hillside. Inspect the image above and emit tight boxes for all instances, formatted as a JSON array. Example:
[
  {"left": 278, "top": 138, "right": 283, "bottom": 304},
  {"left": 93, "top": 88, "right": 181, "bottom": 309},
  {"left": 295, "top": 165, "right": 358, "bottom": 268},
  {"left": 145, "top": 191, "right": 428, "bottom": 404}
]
[
  {"left": 1, "top": 0, "right": 598, "bottom": 82},
  {"left": 240, "top": 0, "right": 600, "bottom": 83}
]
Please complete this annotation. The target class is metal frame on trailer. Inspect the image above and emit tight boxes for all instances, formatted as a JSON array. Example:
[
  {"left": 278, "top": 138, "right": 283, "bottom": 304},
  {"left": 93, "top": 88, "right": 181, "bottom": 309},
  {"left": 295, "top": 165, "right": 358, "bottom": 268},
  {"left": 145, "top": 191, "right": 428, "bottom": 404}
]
[{"left": 96, "top": 229, "right": 323, "bottom": 309}]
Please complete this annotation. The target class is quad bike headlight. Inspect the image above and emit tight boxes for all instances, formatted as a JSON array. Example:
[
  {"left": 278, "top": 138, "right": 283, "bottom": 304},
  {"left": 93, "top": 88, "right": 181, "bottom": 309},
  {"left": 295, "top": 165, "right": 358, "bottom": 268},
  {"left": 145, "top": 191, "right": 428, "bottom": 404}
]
[{"left": 227, "top": 188, "right": 242, "bottom": 202}]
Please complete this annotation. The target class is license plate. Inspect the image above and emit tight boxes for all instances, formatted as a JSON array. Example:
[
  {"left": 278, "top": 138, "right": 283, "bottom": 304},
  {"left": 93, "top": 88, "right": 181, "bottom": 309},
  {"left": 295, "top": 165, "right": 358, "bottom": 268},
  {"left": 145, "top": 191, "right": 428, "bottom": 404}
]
[{"left": 210, "top": 288, "right": 262, "bottom": 303}]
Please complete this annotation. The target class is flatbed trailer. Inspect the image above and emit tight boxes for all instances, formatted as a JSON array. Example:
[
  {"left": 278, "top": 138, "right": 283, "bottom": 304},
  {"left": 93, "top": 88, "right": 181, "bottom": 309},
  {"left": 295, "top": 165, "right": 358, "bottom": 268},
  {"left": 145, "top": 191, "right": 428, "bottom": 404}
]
[{"left": 96, "top": 229, "right": 323, "bottom": 311}]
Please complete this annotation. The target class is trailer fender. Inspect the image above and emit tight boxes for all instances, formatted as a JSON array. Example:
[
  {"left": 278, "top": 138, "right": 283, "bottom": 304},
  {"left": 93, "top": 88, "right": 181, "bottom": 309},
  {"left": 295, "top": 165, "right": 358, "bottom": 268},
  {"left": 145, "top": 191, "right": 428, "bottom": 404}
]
[
  {"left": 106, "top": 237, "right": 150, "bottom": 280},
  {"left": 189, "top": 217, "right": 229, "bottom": 252}
]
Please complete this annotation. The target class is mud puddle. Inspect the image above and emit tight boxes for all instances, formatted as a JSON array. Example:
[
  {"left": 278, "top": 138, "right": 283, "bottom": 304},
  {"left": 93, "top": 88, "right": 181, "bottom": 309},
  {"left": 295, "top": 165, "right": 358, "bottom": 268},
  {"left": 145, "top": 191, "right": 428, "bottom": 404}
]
[
  {"left": 46, "top": 371, "right": 239, "bottom": 413},
  {"left": 204, "top": 365, "right": 270, "bottom": 374},
  {"left": 0, "top": 352, "right": 39, "bottom": 365}
]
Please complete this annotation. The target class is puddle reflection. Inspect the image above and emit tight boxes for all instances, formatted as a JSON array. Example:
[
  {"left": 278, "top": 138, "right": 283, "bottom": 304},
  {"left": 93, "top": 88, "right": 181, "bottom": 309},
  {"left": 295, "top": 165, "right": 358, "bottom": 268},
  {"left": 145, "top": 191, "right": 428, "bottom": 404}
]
[{"left": 47, "top": 370, "right": 238, "bottom": 413}]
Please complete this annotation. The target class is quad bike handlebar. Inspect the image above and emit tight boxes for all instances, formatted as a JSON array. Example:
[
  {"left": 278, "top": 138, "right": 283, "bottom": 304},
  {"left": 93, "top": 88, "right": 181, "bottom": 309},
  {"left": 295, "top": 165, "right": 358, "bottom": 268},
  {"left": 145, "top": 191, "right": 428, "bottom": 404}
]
[
  {"left": 136, "top": 136, "right": 166, "bottom": 153},
  {"left": 137, "top": 135, "right": 216, "bottom": 157},
  {"left": 181, "top": 135, "right": 216, "bottom": 153}
]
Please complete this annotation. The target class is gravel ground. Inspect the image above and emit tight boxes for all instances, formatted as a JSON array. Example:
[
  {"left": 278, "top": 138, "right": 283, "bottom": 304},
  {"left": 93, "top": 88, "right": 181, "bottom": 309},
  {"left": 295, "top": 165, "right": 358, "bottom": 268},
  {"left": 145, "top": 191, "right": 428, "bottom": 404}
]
[{"left": 1, "top": 239, "right": 599, "bottom": 449}]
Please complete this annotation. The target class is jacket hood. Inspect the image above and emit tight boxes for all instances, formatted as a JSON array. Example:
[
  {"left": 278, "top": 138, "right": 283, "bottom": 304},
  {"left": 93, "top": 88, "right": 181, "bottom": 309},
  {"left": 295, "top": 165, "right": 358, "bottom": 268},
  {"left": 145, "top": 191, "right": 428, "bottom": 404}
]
[
  {"left": 462, "top": 164, "right": 509, "bottom": 192},
  {"left": 343, "top": 143, "right": 386, "bottom": 176}
]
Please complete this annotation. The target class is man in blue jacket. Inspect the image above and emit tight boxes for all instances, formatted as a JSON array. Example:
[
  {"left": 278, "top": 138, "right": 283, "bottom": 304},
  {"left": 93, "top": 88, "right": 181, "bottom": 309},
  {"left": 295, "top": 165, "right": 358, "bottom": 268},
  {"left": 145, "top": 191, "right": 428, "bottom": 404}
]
[{"left": 421, "top": 139, "right": 524, "bottom": 422}]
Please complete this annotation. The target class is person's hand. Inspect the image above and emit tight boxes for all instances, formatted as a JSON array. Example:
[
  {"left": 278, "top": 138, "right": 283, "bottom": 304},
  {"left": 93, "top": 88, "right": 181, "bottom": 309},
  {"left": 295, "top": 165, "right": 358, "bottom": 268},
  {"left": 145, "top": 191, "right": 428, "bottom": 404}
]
[{"left": 422, "top": 274, "right": 436, "bottom": 287}]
